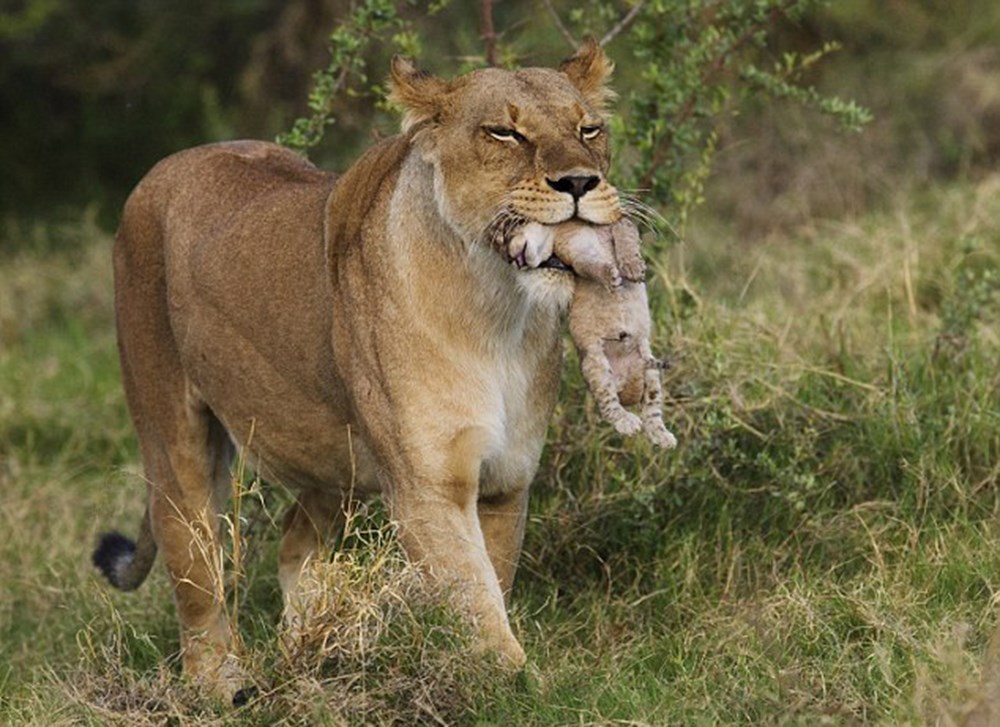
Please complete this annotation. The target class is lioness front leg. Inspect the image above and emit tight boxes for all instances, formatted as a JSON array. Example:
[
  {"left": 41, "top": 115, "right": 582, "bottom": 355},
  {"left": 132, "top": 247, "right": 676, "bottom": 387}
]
[{"left": 387, "top": 444, "right": 525, "bottom": 668}]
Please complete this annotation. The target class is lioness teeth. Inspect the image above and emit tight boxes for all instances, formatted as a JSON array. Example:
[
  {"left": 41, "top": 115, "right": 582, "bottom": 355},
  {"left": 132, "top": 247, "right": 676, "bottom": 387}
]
[{"left": 540, "top": 254, "right": 572, "bottom": 272}]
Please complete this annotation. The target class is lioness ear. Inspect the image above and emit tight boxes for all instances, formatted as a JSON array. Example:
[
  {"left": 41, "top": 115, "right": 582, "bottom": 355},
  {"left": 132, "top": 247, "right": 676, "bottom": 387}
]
[
  {"left": 559, "top": 38, "right": 616, "bottom": 111},
  {"left": 388, "top": 56, "right": 450, "bottom": 132}
]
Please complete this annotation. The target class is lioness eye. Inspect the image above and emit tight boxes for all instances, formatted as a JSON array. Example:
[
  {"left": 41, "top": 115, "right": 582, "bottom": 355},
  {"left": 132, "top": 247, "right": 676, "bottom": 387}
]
[
  {"left": 580, "top": 125, "right": 602, "bottom": 141},
  {"left": 485, "top": 127, "right": 525, "bottom": 143}
]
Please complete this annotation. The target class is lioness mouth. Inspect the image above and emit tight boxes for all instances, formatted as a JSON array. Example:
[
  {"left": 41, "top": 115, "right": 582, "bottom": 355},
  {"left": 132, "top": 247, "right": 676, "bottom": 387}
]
[
  {"left": 500, "top": 218, "right": 574, "bottom": 274},
  {"left": 511, "top": 249, "right": 573, "bottom": 273},
  {"left": 538, "top": 254, "right": 572, "bottom": 272}
]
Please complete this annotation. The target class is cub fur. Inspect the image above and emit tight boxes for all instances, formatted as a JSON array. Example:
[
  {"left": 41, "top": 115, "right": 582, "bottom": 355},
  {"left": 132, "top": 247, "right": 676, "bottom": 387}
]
[
  {"left": 513, "top": 219, "right": 677, "bottom": 448},
  {"left": 92, "top": 41, "right": 622, "bottom": 700}
]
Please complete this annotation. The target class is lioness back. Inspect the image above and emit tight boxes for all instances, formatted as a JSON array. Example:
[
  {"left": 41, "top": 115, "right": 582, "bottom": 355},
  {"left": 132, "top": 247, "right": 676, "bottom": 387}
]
[{"left": 115, "top": 141, "right": 368, "bottom": 492}]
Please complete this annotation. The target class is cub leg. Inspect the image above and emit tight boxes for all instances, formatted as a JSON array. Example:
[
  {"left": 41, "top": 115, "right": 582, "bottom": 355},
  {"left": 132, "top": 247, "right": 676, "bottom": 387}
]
[
  {"left": 639, "top": 357, "right": 677, "bottom": 449},
  {"left": 610, "top": 218, "right": 646, "bottom": 282},
  {"left": 477, "top": 486, "right": 530, "bottom": 603},
  {"left": 579, "top": 345, "right": 642, "bottom": 436}
]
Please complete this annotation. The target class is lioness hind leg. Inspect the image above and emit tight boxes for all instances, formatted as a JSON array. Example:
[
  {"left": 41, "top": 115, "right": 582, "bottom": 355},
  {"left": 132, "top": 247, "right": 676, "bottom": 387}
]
[
  {"left": 278, "top": 489, "right": 345, "bottom": 597},
  {"left": 143, "top": 395, "right": 242, "bottom": 697},
  {"left": 477, "top": 486, "right": 530, "bottom": 603},
  {"left": 112, "top": 198, "right": 241, "bottom": 700}
]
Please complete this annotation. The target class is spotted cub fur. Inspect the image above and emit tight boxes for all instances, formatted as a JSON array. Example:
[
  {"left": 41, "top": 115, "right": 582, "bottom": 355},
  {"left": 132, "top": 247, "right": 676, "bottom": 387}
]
[{"left": 554, "top": 218, "right": 677, "bottom": 448}]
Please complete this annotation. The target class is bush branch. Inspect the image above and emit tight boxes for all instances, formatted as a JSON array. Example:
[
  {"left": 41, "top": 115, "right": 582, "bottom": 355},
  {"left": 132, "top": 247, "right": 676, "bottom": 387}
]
[
  {"left": 541, "top": 0, "right": 578, "bottom": 49},
  {"left": 600, "top": 1, "right": 646, "bottom": 47},
  {"left": 481, "top": 0, "right": 498, "bottom": 66}
]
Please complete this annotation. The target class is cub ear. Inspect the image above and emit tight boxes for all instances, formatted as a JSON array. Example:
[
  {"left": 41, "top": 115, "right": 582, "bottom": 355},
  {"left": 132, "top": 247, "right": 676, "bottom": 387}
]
[
  {"left": 388, "top": 56, "right": 451, "bottom": 132},
  {"left": 559, "top": 38, "right": 616, "bottom": 110}
]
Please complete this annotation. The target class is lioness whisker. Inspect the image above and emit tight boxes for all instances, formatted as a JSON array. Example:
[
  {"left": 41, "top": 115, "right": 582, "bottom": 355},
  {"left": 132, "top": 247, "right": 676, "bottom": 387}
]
[
  {"left": 478, "top": 205, "right": 528, "bottom": 255},
  {"left": 618, "top": 194, "right": 684, "bottom": 244}
]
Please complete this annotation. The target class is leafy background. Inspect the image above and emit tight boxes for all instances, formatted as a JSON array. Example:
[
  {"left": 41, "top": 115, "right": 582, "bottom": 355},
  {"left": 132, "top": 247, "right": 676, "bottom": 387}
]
[{"left": 1, "top": 1, "right": 999, "bottom": 724}]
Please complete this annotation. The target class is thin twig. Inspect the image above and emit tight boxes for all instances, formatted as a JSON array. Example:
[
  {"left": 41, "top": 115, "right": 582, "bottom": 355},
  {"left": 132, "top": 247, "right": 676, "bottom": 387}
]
[
  {"left": 600, "top": 0, "right": 646, "bottom": 46},
  {"left": 541, "top": 0, "right": 578, "bottom": 49},
  {"left": 638, "top": 5, "right": 786, "bottom": 190},
  {"left": 481, "top": 0, "right": 498, "bottom": 66}
]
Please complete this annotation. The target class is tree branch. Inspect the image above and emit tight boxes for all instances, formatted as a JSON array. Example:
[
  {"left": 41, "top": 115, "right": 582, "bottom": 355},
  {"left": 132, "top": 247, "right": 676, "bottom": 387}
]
[
  {"left": 481, "top": 0, "right": 498, "bottom": 66},
  {"left": 600, "top": 1, "right": 646, "bottom": 47},
  {"left": 541, "top": 0, "right": 577, "bottom": 49},
  {"left": 638, "top": 5, "right": 784, "bottom": 190}
]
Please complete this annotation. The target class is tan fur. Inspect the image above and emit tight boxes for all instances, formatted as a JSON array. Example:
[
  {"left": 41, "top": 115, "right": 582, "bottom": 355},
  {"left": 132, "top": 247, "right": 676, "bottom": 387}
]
[
  {"left": 99, "top": 42, "right": 621, "bottom": 699},
  {"left": 555, "top": 219, "right": 677, "bottom": 449}
]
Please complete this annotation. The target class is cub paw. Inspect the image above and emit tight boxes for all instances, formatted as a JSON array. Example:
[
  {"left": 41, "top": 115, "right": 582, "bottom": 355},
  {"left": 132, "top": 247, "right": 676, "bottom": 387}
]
[
  {"left": 605, "top": 264, "right": 623, "bottom": 291},
  {"left": 610, "top": 410, "right": 643, "bottom": 436},
  {"left": 617, "top": 256, "right": 645, "bottom": 283},
  {"left": 646, "top": 421, "right": 677, "bottom": 449}
]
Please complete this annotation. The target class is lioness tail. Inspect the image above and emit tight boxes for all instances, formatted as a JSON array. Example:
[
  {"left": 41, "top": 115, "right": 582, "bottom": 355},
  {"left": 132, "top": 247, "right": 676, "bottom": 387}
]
[{"left": 92, "top": 508, "right": 157, "bottom": 591}]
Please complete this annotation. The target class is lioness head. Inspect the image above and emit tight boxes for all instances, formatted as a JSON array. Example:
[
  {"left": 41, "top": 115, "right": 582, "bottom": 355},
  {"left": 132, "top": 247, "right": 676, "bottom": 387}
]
[{"left": 389, "top": 40, "right": 621, "bottom": 298}]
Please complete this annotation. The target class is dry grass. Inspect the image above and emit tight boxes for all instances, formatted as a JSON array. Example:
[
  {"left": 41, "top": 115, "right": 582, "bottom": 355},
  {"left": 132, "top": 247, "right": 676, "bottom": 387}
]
[{"left": 47, "top": 510, "right": 506, "bottom": 726}]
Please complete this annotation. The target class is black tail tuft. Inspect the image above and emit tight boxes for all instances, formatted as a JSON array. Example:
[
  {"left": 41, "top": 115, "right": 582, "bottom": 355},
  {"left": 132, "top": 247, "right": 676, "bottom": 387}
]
[
  {"left": 232, "top": 686, "right": 259, "bottom": 707},
  {"left": 92, "top": 531, "right": 137, "bottom": 590}
]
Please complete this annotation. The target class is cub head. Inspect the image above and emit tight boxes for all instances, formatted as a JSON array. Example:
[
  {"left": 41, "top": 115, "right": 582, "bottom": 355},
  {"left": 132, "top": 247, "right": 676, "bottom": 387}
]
[{"left": 389, "top": 40, "right": 622, "bottom": 296}]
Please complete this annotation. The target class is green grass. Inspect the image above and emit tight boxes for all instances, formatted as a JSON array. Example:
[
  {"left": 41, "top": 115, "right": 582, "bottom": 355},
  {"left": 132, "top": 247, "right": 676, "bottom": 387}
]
[{"left": 0, "top": 177, "right": 997, "bottom": 725}]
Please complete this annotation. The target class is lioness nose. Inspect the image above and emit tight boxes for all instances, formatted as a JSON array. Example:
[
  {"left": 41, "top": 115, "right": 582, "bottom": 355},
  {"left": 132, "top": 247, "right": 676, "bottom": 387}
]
[{"left": 547, "top": 174, "right": 600, "bottom": 199}]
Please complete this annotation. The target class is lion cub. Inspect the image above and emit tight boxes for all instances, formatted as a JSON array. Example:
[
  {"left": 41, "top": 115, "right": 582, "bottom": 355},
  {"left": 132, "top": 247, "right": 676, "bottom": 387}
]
[{"left": 514, "top": 219, "right": 677, "bottom": 448}]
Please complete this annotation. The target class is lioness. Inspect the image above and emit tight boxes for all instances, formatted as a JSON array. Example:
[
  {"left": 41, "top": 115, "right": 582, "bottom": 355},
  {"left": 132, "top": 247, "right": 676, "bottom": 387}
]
[{"left": 93, "top": 41, "right": 622, "bottom": 700}]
